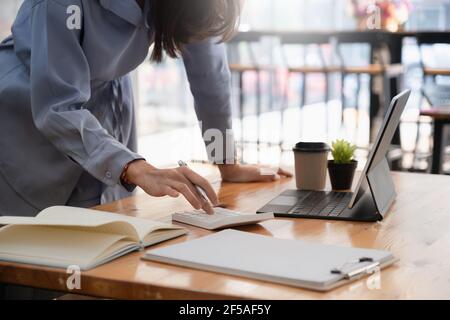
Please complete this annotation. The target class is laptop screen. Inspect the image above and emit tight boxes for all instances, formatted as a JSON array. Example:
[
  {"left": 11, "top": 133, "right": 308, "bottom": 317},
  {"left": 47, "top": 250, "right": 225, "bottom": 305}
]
[{"left": 348, "top": 90, "right": 411, "bottom": 209}]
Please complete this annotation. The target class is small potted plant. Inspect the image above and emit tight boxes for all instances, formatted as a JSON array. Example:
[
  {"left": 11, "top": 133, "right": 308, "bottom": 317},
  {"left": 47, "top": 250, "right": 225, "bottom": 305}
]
[{"left": 328, "top": 140, "right": 358, "bottom": 191}]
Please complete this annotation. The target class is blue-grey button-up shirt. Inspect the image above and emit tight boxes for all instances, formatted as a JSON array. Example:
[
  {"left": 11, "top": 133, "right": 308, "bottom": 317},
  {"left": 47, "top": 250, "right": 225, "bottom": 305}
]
[{"left": 0, "top": 0, "right": 234, "bottom": 216}]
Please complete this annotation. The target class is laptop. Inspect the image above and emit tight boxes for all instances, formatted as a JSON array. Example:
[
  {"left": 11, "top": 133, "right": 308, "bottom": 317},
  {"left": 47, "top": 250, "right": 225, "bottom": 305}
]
[{"left": 257, "top": 90, "right": 411, "bottom": 222}]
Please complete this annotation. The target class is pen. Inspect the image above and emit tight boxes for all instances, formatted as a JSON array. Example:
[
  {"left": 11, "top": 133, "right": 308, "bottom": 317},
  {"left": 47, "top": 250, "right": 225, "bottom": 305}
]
[{"left": 178, "top": 160, "right": 210, "bottom": 203}]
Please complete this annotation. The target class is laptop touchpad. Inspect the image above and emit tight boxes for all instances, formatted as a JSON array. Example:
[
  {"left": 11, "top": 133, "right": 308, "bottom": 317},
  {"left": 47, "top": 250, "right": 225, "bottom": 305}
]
[{"left": 269, "top": 196, "right": 298, "bottom": 206}]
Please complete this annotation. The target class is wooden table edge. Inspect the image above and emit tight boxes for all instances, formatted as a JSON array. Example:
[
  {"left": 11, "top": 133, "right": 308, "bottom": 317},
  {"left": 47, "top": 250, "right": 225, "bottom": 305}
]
[{"left": 0, "top": 260, "right": 249, "bottom": 300}]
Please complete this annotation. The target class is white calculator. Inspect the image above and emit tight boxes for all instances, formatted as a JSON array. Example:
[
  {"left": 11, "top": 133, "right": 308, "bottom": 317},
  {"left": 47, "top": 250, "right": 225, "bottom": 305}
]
[{"left": 172, "top": 208, "right": 274, "bottom": 230}]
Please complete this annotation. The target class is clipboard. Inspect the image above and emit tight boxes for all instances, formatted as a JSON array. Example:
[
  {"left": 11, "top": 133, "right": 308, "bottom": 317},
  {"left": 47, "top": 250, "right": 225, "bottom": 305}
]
[{"left": 143, "top": 229, "right": 397, "bottom": 291}]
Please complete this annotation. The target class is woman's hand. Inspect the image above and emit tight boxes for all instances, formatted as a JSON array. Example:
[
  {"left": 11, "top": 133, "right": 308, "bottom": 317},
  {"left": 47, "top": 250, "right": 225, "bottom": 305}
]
[
  {"left": 125, "top": 160, "right": 219, "bottom": 214},
  {"left": 218, "top": 164, "right": 292, "bottom": 183}
]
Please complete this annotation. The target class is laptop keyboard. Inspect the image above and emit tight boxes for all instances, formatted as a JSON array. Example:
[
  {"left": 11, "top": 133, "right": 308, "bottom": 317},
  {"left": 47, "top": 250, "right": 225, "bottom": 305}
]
[{"left": 287, "top": 191, "right": 353, "bottom": 217}]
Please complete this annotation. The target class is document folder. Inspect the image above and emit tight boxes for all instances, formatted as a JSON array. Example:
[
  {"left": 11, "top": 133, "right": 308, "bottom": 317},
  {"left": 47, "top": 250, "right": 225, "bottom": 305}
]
[{"left": 143, "top": 229, "right": 397, "bottom": 291}]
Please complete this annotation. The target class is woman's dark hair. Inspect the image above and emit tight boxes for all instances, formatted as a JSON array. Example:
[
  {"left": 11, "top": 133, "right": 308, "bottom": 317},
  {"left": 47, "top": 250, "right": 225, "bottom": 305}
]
[{"left": 150, "top": 0, "right": 241, "bottom": 62}]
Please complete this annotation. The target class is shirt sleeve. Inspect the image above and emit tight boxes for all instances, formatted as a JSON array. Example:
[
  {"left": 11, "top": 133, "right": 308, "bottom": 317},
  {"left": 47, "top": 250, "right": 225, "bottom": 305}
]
[
  {"left": 29, "top": 0, "right": 142, "bottom": 187},
  {"left": 182, "top": 38, "right": 236, "bottom": 164}
]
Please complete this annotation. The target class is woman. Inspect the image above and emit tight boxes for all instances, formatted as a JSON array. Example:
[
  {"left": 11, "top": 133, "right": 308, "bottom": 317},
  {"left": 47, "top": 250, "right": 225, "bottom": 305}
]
[{"left": 0, "top": 0, "right": 291, "bottom": 218}]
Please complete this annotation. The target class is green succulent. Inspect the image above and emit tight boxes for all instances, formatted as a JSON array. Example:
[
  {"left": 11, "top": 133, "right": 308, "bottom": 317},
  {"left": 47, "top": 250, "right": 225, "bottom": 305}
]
[{"left": 331, "top": 140, "right": 357, "bottom": 164}]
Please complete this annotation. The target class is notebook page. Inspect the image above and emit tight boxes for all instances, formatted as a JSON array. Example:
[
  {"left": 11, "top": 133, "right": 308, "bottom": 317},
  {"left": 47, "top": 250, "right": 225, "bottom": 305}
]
[
  {"left": 0, "top": 225, "right": 130, "bottom": 269},
  {"left": 0, "top": 206, "right": 180, "bottom": 241},
  {"left": 40, "top": 207, "right": 181, "bottom": 241},
  {"left": 0, "top": 209, "right": 139, "bottom": 240}
]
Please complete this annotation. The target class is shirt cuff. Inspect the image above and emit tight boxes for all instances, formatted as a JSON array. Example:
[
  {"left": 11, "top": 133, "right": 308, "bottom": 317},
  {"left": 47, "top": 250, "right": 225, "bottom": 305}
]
[{"left": 83, "top": 140, "right": 144, "bottom": 189}]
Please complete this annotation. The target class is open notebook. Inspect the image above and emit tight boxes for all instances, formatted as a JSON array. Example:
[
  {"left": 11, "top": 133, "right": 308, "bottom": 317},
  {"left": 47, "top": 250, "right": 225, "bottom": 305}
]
[{"left": 0, "top": 206, "right": 187, "bottom": 270}]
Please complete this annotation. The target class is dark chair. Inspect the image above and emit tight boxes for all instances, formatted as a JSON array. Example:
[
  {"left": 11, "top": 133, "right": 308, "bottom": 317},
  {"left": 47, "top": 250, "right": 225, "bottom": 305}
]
[
  {"left": 335, "top": 32, "right": 404, "bottom": 140},
  {"left": 412, "top": 33, "right": 450, "bottom": 171},
  {"left": 419, "top": 84, "right": 450, "bottom": 173}
]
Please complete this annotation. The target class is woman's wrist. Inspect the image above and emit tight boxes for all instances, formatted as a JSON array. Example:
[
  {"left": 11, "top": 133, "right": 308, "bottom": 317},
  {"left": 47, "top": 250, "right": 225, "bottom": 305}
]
[
  {"left": 217, "top": 163, "right": 239, "bottom": 179},
  {"left": 122, "top": 159, "right": 152, "bottom": 186}
]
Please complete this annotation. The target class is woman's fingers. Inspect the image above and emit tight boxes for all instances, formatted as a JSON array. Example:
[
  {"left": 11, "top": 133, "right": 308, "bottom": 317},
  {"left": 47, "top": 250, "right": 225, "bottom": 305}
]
[
  {"left": 177, "top": 173, "right": 215, "bottom": 215},
  {"left": 259, "top": 167, "right": 293, "bottom": 181},
  {"left": 258, "top": 167, "right": 280, "bottom": 181},
  {"left": 199, "top": 198, "right": 215, "bottom": 215},
  {"left": 173, "top": 179, "right": 214, "bottom": 214},
  {"left": 261, "top": 173, "right": 280, "bottom": 182},
  {"left": 179, "top": 167, "right": 219, "bottom": 206},
  {"left": 277, "top": 167, "right": 293, "bottom": 177},
  {"left": 169, "top": 181, "right": 202, "bottom": 210},
  {"left": 163, "top": 186, "right": 180, "bottom": 198}
]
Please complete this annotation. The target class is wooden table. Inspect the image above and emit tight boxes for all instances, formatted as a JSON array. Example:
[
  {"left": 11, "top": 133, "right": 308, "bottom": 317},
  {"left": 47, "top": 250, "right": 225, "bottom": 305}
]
[
  {"left": 421, "top": 106, "right": 450, "bottom": 174},
  {"left": 1, "top": 167, "right": 450, "bottom": 299}
]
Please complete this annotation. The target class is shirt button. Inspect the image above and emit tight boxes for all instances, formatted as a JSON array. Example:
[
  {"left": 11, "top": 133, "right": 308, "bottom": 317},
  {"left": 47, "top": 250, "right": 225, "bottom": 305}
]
[{"left": 106, "top": 171, "right": 112, "bottom": 179}]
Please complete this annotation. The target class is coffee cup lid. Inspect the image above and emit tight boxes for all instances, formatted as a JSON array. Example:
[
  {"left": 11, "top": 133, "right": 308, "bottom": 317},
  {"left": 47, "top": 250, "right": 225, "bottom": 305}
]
[{"left": 293, "top": 142, "right": 330, "bottom": 153}]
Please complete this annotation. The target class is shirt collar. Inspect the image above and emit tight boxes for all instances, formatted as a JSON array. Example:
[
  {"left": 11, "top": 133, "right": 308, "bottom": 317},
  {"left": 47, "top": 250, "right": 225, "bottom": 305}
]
[{"left": 99, "top": 0, "right": 148, "bottom": 27}]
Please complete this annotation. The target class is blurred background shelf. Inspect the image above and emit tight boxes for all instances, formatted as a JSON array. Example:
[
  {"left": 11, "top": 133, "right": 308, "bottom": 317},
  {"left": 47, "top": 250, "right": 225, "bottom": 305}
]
[{"left": 1, "top": 0, "right": 449, "bottom": 174}]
